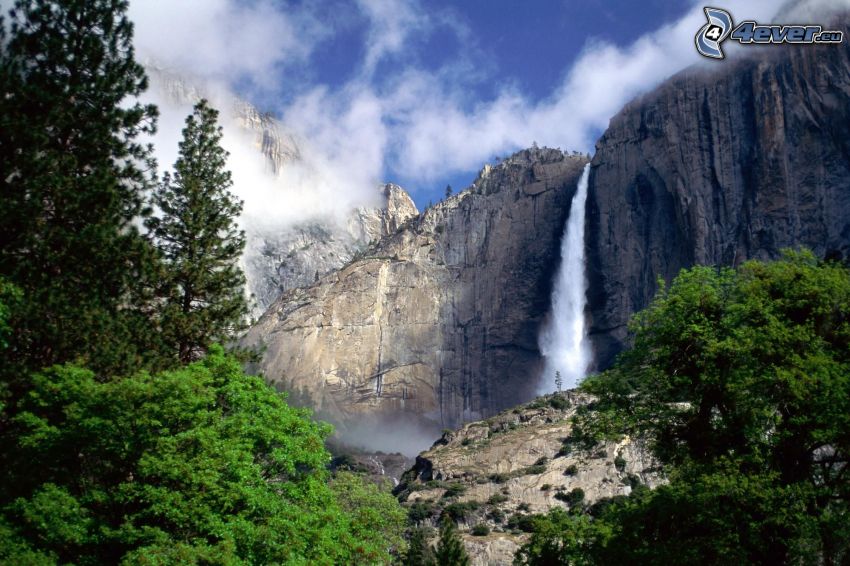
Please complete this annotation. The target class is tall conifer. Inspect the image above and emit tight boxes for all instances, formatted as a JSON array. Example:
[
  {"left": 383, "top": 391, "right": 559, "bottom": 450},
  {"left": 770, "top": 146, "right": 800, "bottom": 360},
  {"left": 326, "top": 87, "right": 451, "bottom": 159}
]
[
  {"left": 147, "top": 100, "right": 248, "bottom": 364},
  {"left": 0, "top": 0, "right": 159, "bottom": 378}
]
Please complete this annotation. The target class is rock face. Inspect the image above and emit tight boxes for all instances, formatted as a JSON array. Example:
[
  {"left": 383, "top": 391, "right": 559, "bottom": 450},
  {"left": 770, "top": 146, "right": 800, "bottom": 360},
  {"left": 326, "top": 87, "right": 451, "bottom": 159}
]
[
  {"left": 244, "top": 149, "right": 589, "bottom": 433},
  {"left": 586, "top": 24, "right": 850, "bottom": 368},
  {"left": 242, "top": 183, "right": 418, "bottom": 315},
  {"left": 147, "top": 68, "right": 419, "bottom": 315},
  {"left": 395, "top": 392, "right": 661, "bottom": 565}
]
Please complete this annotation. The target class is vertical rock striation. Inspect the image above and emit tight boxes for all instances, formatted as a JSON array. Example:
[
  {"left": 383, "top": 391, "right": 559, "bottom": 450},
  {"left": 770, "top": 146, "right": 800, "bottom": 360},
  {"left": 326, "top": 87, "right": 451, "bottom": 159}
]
[
  {"left": 586, "top": 29, "right": 850, "bottom": 368},
  {"left": 244, "top": 149, "right": 589, "bottom": 434}
]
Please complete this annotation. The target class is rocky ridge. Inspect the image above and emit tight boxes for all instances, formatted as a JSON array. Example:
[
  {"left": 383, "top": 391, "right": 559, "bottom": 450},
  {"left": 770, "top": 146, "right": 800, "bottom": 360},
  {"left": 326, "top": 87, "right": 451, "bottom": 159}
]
[
  {"left": 244, "top": 149, "right": 589, "bottom": 434},
  {"left": 394, "top": 391, "right": 661, "bottom": 565},
  {"left": 147, "top": 67, "right": 419, "bottom": 315},
  {"left": 586, "top": 20, "right": 850, "bottom": 367}
]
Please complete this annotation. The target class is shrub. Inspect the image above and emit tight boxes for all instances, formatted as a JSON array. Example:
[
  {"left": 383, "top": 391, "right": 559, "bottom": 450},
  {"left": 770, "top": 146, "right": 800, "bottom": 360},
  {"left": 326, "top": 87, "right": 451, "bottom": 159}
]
[
  {"left": 487, "top": 494, "right": 509, "bottom": 505},
  {"left": 487, "top": 508, "right": 505, "bottom": 523},
  {"left": 442, "top": 483, "right": 467, "bottom": 499},
  {"left": 442, "top": 501, "right": 481, "bottom": 521},
  {"left": 523, "top": 464, "right": 547, "bottom": 475},
  {"left": 489, "top": 473, "right": 510, "bottom": 483},
  {"left": 555, "top": 488, "right": 585, "bottom": 507},
  {"left": 471, "top": 523, "right": 490, "bottom": 536},
  {"left": 408, "top": 501, "right": 435, "bottom": 524},
  {"left": 614, "top": 454, "right": 627, "bottom": 471},
  {"left": 507, "top": 513, "right": 538, "bottom": 533},
  {"left": 564, "top": 465, "right": 578, "bottom": 476}
]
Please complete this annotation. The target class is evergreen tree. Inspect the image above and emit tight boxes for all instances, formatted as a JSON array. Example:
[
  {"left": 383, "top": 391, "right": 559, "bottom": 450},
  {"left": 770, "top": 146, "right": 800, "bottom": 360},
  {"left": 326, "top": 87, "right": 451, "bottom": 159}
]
[
  {"left": 0, "top": 0, "right": 160, "bottom": 378},
  {"left": 445, "top": 184, "right": 453, "bottom": 199},
  {"left": 147, "top": 100, "right": 248, "bottom": 364},
  {"left": 404, "top": 526, "right": 435, "bottom": 566},
  {"left": 433, "top": 517, "right": 470, "bottom": 566},
  {"left": 554, "top": 370, "right": 563, "bottom": 392}
]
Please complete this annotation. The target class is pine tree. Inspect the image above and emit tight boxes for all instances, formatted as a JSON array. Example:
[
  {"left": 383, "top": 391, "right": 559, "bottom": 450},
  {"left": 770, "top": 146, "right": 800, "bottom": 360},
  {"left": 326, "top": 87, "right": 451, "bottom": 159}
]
[
  {"left": 0, "top": 0, "right": 160, "bottom": 378},
  {"left": 404, "top": 526, "right": 435, "bottom": 566},
  {"left": 445, "top": 184, "right": 453, "bottom": 199},
  {"left": 555, "top": 370, "right": 563, "bottom": 392},
  {"left": 147, "top": 100, "right": 248, "bottom": 364},
  {"left": 433, "top": 517, "right": 470, "bottom": 566}
]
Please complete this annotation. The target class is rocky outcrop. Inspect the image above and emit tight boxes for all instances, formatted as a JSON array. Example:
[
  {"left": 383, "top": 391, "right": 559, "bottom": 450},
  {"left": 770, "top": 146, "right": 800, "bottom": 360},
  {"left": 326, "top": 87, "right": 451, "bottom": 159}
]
[
  {"left": 244, "top": 149, "right": 589, "bottom": 433},
  {"left": 394, "top": 392, "right": 661, "bottom": 565},
  {"left": 586, "top": 22, "right": 850, "bottom": 368},
  {"left": 147, "top": 67, "right": 419, "bottom": 315},
  {"left": 243, "top": 183, "right": 418, "bottom": 315}
]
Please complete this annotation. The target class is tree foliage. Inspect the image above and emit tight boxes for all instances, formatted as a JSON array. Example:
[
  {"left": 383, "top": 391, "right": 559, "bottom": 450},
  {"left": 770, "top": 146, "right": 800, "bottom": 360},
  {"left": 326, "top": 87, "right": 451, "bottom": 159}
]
[
  {"left": 0, "top": 0, "right": 161, "bottom": 378},
  {"left": 433, "top": 517, "right": 470, "bottom": 566},
  {"left": 403, "top": 526, "right": 436, "bottom": 566},
  {"left": 518, "top": 251, "right": 850, "bottom": 564},
  {"left": 0, "top": 348, "right": 406, "bottom": 564},
  {"left": 147, "top": 99, "right": 248, "bottom": 364}
]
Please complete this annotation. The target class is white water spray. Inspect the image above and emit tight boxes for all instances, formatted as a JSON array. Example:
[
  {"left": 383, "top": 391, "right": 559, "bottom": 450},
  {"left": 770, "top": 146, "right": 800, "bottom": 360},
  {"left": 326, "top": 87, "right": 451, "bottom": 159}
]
[{"left": 539, "top": 164, "right": 591, "bottom": 392}]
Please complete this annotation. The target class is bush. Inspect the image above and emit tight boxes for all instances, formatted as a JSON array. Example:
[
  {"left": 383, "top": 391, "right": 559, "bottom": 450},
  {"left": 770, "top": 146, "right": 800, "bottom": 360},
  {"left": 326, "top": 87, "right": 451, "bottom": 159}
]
[
  {"left": 487, "top": 494, "right": 509, "bottom": 505},
  {"left": 549, "top": 395, "right": 571, "bottom": 410},
  {"left": 487, "top": 508, "right": 505, "bottom": 523},
  {"left": 614, "top": 454, "right": 627, "bottom": 471},
  {"left": 489, "top": 473, "right": 510, "bottom": 483},
  {"left": 523, "top": 464, "right": 548, "bottom": 475},
  {"left": 507, "top": 513, "right": 539, "bottom": 533},
  {"left": 442, "top": 483, "right": 467, "bottom": 499},
  {"left": 564, "top": 464, "right": 578, "bottom": 476},
  {"left": 408, "top": 501, "right": 435, "bottom": 524},
  {"left": 442, "top": 501, "right": 481, "bottom": 521},
  {"left": 471, "top": 523, "right": 490, "bottom": 536},
  {"left": 541, "top": 484, "right": 552, "bottom": 491},
  {"left": 555, "top": 488, "right": 586, "bottom": 507}
]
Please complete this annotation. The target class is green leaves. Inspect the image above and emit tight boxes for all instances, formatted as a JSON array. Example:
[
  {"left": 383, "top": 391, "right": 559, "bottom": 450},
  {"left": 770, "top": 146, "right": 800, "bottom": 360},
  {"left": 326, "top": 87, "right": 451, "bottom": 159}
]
[
  {"left": 563, "top": 250, "right": 850, "bottom": 562},
  {"left": 0, "top": 349, "right": 406, "bottom": 564}
]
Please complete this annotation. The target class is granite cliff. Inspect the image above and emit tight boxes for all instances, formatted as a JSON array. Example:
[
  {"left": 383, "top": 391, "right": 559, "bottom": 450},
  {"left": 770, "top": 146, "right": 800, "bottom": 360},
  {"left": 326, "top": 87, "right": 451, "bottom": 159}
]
[
  {"left": 245, "top": 149, "right": 589, "bottom": 436},
  {"left": 147, "top": 67, "right": 418, "bottom": 316},
  {"left": 586, "top": 21, "right": 850, "bottom": 367}
]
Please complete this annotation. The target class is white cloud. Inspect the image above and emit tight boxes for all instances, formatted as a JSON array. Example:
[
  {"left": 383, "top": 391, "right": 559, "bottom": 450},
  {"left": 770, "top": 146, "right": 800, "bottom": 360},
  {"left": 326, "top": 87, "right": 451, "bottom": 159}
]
[
  {"left": 129, "top": 0, "right": 328, "bottom": 92},
  {"left": 127, "top": 0, "right": 845, "bottom": 219},
  {"left": 356, "top": 0, "right": 430, "bottom": 78}
]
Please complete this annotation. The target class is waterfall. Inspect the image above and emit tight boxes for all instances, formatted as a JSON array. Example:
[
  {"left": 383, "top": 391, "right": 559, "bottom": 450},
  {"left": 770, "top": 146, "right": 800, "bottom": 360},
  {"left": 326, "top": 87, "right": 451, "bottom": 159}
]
[{"left": 538, "top": 163, "right": 591, "bottom": 392}]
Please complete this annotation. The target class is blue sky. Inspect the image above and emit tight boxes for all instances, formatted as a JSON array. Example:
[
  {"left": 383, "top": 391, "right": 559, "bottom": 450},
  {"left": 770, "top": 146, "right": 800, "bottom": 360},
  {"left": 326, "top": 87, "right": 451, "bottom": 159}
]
[
  {"left": 129, "top": 0, "right": 801, "bottom": 213},
  {"left": 297, "top": 0, "right": 692, "bottom": 205}
]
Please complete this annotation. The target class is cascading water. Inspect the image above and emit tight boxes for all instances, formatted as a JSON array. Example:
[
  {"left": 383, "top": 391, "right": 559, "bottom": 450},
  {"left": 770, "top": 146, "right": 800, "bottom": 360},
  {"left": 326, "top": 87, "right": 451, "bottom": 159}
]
[{"left": 538, "top": 163, "right": 591, "bottom": 392}]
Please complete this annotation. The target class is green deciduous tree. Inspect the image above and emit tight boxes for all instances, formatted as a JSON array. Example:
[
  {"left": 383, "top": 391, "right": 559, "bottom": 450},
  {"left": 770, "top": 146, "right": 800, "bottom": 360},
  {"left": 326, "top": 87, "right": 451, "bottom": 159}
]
[
  {"left": 330, "top": 471, "right": 408, "bottom": 562},
  {"left": 0, "top": 348, "right": 406, "bottom": 564},
  {"left": 0, "top": 0, "right": 160, "bottom": 378},
  {"left": 146, "top": 100, "right": 248, "bottom": 364},
  {"left": 564, "top": 250, "right": 850, "bottom": 564}
]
